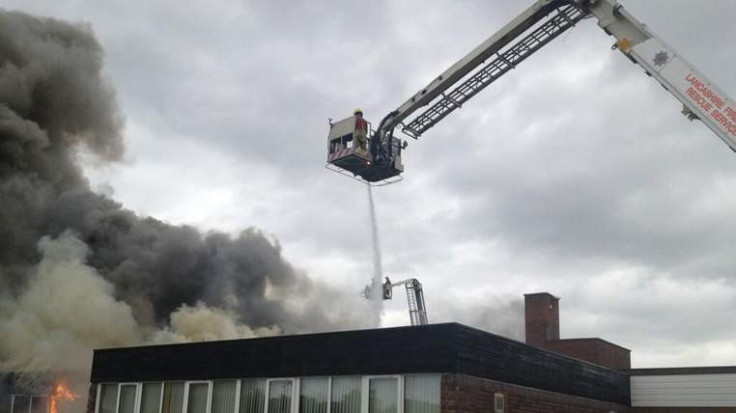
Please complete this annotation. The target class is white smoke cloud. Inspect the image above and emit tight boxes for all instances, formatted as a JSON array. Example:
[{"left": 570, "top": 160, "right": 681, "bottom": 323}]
[
  {"left": 152, "top": 302, "right": 280, "bottom": 343},
  {"left": 0, "top": 232, "right": 140, "bottom": 374},
  {"left": 0, "top": 232, "right": 282, "bottom": 412},
  {"left": 0, "top": 232, "right": 283, "bottom": 369}
]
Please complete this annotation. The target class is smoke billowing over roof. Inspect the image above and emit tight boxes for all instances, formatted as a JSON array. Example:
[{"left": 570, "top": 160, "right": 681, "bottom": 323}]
[{"left": 0, "top": 10, "right": 366, "bottom": 391}]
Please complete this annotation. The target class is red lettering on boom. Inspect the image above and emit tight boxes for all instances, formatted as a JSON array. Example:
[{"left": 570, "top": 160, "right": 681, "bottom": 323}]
[
  {"left": 687, "top": 87, "right": 712, "bottom": 112},
  {"left": 712, "top": 109, "right": 736, "bottom": 137},
  {"left": 726, "top": 106, "right": 736, "bottom": 124},
  {"left": 685, "top": 73, "right": 724, "bottom": 109}
]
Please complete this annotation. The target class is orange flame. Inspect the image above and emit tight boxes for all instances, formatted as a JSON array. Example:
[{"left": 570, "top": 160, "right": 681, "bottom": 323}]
[{"left": 50, "top": 380, "right": 78, "bottom": 413}]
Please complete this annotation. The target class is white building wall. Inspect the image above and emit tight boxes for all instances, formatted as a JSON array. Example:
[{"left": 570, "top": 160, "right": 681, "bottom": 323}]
[{"left": 631, "top": 373, "right": 736, "bottom": 407}]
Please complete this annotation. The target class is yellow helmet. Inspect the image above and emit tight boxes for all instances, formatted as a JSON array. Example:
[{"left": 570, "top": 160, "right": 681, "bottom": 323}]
[{"left": 354, "top": 108, "right": 363, "bottom": 115}]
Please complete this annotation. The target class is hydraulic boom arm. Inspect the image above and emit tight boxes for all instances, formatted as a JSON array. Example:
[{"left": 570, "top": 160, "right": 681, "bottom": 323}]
[
  {"left": 327, "top": 0, "right": 736, "bottom": 185},
  {"left": 384, "top": 0, "right": 736, "bottom": 152},
  {"left": 386, "top": 0, "right": 586, "bottom": 138}
]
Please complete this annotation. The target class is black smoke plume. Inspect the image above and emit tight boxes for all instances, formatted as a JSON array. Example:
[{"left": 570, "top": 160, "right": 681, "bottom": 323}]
[{"left": 0, "top": 9, "right": 364, "bottom": 378}]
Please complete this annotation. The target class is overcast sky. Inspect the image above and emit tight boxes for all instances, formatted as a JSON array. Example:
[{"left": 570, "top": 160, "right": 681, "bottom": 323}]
[{"left": 4, "top": 0, "right": 736, "bottom": 368}]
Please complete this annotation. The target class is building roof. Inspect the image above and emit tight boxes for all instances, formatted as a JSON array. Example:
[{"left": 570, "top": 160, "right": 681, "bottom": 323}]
[
  {"left": 630, "top": 366, "right": 736, "bottom": 376},
  {"left": 91, "top": 323, "right": 629, "bottom": 406},
  {"left": 553, "top": 337, "right": 632, "bottom": 352}
]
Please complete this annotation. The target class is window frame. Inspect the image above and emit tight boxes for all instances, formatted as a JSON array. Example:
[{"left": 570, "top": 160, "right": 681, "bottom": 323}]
[
  {"left": 182, "top": 381, "right": 212, "bottom": 413},
  {"left": 138, "top": 382, "right": 164, "bottom": 413},
  {"left": 10, "top": 394, "right": 31, "bottom": 413},
  {"left": 161, "top": 381, "right": 187, "bottom": 413},
  {"left": 209, "top": 379, "right": 239, "bottom": 413},
  {"left": 297, "top": 376, "right": 331, "bottom": 413},
  {"left": 117, "top": 383, "right": 142, "bottom": 413},
  {"left": 95, "top": 383, "right": 121, "bottom": 413},
  {"left": 361, "top": 376, "right": 403, "bottom": 413},
  {"left": 95, "top": 385, "right": 102, "bottom": 413},
  {"left": 237, "top": 378, "right": 268, "bottom": 413},
  {"left": 91, "top": 374, "right": 431, "bottom": 413},
  {"left": 30, "top": 395, "right": 49, "bottom": 413},
  {"left": 233, "top": 380, "right": 242, "bottom": 413},
  {"left": 402, "top": 374, "right": 440, "bottom": 413},
  {"left": 158, "top": 383, "right": 166, "bottom": 413},
  {"left": 329, "top": 376, "right": 364, "bottom": 413},
  {"left": 264, "top": 378, "right": 298, "bottom": 413}
]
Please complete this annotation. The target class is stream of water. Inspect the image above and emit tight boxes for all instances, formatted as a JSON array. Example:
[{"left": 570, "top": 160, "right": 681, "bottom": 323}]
[{"left": 367, "top": 185, "right": 383, "bottom": 327}]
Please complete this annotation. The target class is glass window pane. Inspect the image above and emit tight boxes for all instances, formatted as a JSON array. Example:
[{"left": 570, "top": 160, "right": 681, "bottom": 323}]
[
  {"left": 99, "top": 384, "right": 119, "bottom": 413},
  {"left": 211, "top": 381, "right": 236, "bottom": 413},
  {"left": 11, "top": 396, "right": 30, "bottom": 413},
  {"left": 298, "top": 378, "right": 327, "bottom": 413},
  {"left": 1, "top": 396, "right": 10, "bottom": 413},
  {"left": 368, "top": 378, "right": 397, "bottom": 413},
  {"left": 239, "top": 380, "right": 265, "bottom": 413},
  {"left": 141, "top": 383, "right": 163, "bottom": 413},
  {"left": 267, "top": 381, "right": 292, "bottom": 413},
  {"left": 118, "top": 385, "right": 137, "bottom": 413},
  {"left": 330, "top": 377, "right": 360, "bottom": 413},
  {"left": 30, "top": 397, "right": 47, "bottom": 413},
  {"left": 404, "top": 375, "right": 439, "bottom": 413},
  {"left": 186, "top": 384, "right": 209, "bottom": 413},
  {"left": 162, "top": 383, "right": 185, "bottom": 413}
]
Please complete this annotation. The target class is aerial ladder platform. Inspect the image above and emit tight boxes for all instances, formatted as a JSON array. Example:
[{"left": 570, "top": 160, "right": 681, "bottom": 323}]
[{"left": 362, "top": 277, "right": 429, "bottom": 326}]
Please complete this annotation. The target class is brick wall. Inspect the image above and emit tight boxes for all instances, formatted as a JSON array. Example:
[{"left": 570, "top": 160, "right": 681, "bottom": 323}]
[
  {"left": 441, "top": 373, "right": 630, "bottom": 413},
  {"left": 546, "top": 339, "right": 631, "bottom": 370},
  {"left": 632, "top": 409, "right": 736, "bottom": 413},
  {"left": 86, "top": 384, "right": 96, "bottom": 413}
]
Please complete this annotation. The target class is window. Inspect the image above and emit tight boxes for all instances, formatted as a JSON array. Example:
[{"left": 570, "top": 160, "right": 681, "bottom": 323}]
[
  {"left": 239, "top": 380, "right": 265, "bottom": 413},
  {"left": 99, "top": 384, "right": 119, "bottom": 413},
  {"left": 162, "top": 383, "right": 185, "bottom": 413},
  {"left": 94, "top": 374, "right": 441, "bottom": 413},
  {"left": 11, "top": 396, "right": 30, "bottom": 413},
  {"left": 185, "top": 383, "right": 210, "bottom": 413},
  {"left": 368, "top": 378, "right": 398, "bottom": 413},
  {"left": 211, "top": 381, "right": 237, "bottom": 413},
  {"left": 404, "top": 375, "right": 439, "bottom": 413},
  {"left": 141, "top": 383, "right": 163, "bottom": 413},
  {"left": 10, "top": 395, "right": 49, "bottom": 413},
  {"left": 330, "top": 377, "right": 360, "bottom": 413},
  {"left": 118, "top": 385, "right": 138, "bottom": 413},
  {"left": 30, "top": 396, "right": 48, "bottom": 413},
  {"left": 298, "top": 378, "right": 327, "bottom": 413},
  {"left": 266, "top": 380, "right": 293, "bottom": 413}
]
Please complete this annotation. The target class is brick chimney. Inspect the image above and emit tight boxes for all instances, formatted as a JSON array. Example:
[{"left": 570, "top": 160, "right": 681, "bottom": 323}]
[
  {"left": 523, "top": 292, "right": 631, "bottom": 370},
  {"left": 524, "top": 292, "right": 560, "bottom": 347}
]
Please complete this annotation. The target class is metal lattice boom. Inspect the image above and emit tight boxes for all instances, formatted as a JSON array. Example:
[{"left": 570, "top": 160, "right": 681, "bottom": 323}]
[
  {"left": 403, "top": 279, "right": 429, "bottom": 326},
  {"left": 402, "top": 4, "right": 586, "bottom": 139}
]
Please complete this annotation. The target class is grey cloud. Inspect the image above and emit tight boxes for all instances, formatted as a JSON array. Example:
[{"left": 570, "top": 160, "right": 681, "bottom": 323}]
[{"left": 3, "top": 0, "right": 735, "bottom": 368}]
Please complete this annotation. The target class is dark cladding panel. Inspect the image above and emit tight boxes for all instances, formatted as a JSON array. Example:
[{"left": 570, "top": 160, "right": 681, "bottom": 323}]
[
  {"left": 452, "top": 325, "right": 630, "bottom": 405},
  {"left": 91, "top": 324, "right": 456, "bottom": 383}
]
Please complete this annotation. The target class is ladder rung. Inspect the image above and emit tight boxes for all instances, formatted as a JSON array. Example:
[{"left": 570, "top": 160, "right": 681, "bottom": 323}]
[{"left": 403, "top": 5, "right": 585, "bottom": 138}]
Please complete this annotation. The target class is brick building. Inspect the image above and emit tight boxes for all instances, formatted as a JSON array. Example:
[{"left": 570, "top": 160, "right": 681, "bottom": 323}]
[
  {"left": 524, "top": 293, "right": 630, "bottom": 371},
  {"left": 88, "top": 323, "right": 630, "bottom": 413},
  {"left": 523, "top": 293, "right": 736, "bottom": 411},
  {"left": 76, "top": 292, "right": 736, "bottom": 413},
  {"left": 0, "top": 373, "right": 51, "bottom": 413}
]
